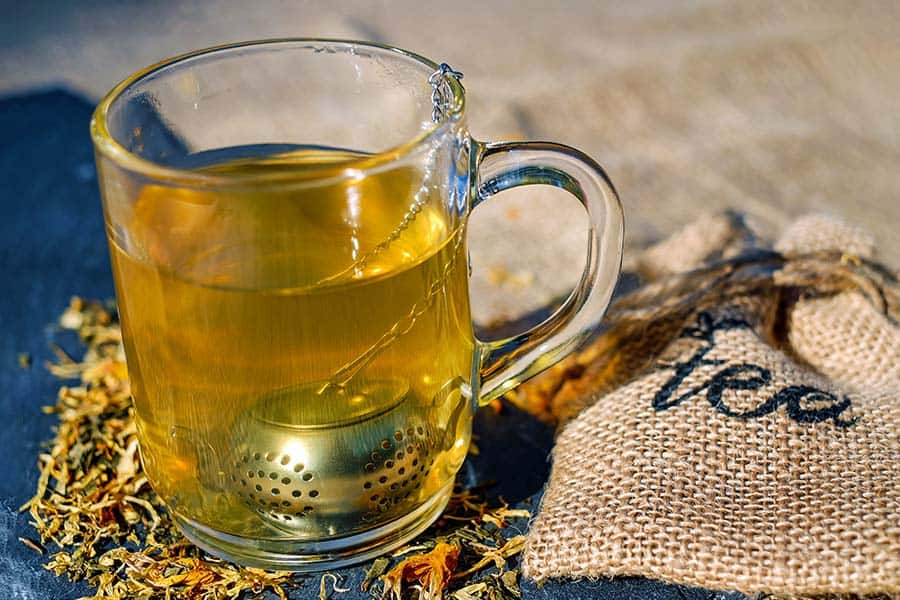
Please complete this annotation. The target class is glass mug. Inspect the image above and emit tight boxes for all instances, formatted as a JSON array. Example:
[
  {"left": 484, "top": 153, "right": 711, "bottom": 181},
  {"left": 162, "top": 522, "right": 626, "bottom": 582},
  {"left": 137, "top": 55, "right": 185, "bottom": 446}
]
[{"left": 91, "top": 39, "right": 623, "bottom": 570}]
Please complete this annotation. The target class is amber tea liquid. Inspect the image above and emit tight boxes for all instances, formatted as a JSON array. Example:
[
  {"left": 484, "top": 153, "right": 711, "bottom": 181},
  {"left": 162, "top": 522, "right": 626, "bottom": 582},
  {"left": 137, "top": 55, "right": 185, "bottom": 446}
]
[{"left": 108, "top": 147, "right": 474, "bottom": 539}]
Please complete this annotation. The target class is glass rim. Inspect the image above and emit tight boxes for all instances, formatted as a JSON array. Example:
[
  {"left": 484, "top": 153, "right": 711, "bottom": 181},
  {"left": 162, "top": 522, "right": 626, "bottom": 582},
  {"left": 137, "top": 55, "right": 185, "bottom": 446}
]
[{"left": 89, "top": 38, "right": 466, "bottom": 188}]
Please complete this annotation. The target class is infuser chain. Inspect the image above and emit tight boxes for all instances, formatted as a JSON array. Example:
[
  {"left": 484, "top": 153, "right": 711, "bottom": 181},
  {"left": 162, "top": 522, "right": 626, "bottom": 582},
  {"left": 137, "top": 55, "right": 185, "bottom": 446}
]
[{"left": 314, "top": 63, "right": 466, "bottom": 395}]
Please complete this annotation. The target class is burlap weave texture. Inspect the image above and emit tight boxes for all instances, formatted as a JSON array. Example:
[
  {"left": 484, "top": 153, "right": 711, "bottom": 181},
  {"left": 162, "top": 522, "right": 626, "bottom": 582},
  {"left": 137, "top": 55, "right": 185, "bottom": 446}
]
[{"left": 522, "top": 215, "right": 899, "bottom": 596}]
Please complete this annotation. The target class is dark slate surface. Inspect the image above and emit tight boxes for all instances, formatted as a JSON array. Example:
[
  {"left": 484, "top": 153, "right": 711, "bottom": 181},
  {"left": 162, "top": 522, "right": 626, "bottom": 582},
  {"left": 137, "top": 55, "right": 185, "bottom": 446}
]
[{"left": 0, "top": 89, "right": 745, "bottom": 600}]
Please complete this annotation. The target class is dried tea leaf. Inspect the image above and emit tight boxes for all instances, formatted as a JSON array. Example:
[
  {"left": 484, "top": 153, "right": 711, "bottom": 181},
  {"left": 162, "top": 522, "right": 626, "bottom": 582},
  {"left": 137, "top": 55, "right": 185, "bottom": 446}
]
[
  {"left": 362, "top": 556, "right": 391, "bottom": 592},
  {"left": 452, "top": 581, "right": 487, "bottom": 600},
  {"left": 18, "top": 536, "right": 45, "bottom": 554},
  {"left": 452, "top": 536, "right": 526, "bottom": 579},
  {"left": 498, "top": 570, "right": 521, "bottom": 598},
  {"left": 450, "top": 571, "right": 521, "bottom": 600},
  {"left": 481, "top": 507, "right": 530, "bottom": 529},
  {"left": 320, "top": 572, "right": 350, "bottom": 599}
]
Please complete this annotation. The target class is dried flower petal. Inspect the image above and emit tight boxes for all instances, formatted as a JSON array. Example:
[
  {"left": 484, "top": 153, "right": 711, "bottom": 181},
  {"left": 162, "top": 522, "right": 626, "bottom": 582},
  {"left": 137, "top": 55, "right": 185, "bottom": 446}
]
[{"left": 381, "top": 542, "right": 460, "bottom": 600}]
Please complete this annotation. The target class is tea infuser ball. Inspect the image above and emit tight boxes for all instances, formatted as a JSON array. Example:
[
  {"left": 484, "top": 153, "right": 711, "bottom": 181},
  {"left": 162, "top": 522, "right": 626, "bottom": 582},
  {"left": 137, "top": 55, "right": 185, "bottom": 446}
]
[{"left": 225, "top": 378, "right": 465, "bottom": 532}]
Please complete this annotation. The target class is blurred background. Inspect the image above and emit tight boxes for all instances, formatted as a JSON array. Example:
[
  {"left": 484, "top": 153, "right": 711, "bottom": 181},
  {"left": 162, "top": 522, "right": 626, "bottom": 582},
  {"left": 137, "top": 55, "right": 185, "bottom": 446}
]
[{"left": 2, "top": 0, "right": 899, "bottom": 324}]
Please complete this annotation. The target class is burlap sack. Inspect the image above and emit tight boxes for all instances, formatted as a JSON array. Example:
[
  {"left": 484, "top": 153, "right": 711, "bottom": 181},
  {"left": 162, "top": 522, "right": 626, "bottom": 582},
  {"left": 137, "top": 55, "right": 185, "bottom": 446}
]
[{"left": 521, "top": 215, "right": 900, "bottom": 596}]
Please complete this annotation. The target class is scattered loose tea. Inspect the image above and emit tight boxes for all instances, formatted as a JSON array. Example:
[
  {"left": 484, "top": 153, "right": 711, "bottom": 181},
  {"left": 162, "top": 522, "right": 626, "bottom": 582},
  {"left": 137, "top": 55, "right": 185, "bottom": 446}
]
[
  {"left": 23, "top": 297, "right": 532, "bottom": 599},
  {"left": 450, "top": 536, "right": 525, "bottom": 580},
  {"left": 21, "top": 297, "right": 297, "bottom": 599},
  {"left": 376, "top": 489, "right": 531, "bottom": 600},
  {"left": 451, "top": 571, "right": 521, "bottom": 600}
]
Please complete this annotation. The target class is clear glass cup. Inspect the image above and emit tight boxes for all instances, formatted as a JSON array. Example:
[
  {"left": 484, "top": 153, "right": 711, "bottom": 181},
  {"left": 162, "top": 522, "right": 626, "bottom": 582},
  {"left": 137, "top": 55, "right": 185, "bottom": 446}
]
[{"left": 91, "top": 39, "right": 623, "bottom": 570}]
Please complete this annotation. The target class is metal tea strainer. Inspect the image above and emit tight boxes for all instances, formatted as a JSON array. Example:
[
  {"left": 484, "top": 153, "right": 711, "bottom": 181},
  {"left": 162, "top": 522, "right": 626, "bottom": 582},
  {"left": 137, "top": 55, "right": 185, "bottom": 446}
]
[
  {"left": 225, "top": 377, "right": 466, "bottom": 532},
  {"left": 225, "top": 65, "right": 468, "bottom": 533}
]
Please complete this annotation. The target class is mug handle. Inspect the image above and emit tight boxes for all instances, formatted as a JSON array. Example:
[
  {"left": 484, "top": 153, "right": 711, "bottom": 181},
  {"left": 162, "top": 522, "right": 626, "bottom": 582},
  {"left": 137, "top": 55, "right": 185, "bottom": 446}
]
[{"left": 471, "top": 141, "right": 624, "bottom": 404}]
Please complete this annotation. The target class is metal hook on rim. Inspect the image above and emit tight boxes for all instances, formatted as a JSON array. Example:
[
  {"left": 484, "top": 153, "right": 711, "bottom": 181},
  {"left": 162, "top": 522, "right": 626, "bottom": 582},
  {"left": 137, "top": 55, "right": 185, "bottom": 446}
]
[{"left": 429, "top": 63, "right": 464, "bottom": 123}]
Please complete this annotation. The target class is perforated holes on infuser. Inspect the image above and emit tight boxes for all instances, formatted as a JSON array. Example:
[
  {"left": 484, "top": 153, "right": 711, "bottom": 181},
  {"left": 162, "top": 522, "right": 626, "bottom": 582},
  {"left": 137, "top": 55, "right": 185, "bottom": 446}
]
[
  {"left": 302, "top": 472, "right": 313, "bottom": 482},
  {"left": 281, "top": 477, "right": 291, "bottom": 485},
  {"left": 309, "top": 490, "right": 319, "bottom": 498},
  {"left": 381, "top": 439, "right": 392, "bottom": 450},
  {"left": 269, "top": 472, "right": 278, "bottom": 480},
  {"left": 293, "top": 463, "right": 304, "bottom": 473},
  {"left": 292, "top": 490, "right": 302, "bottom": 498},
  {"left": 280, "top": 455, "right": 291, "bottom": 466},
  {"left": 394, "top": 431, "right": 404, "bottom": 441}
]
